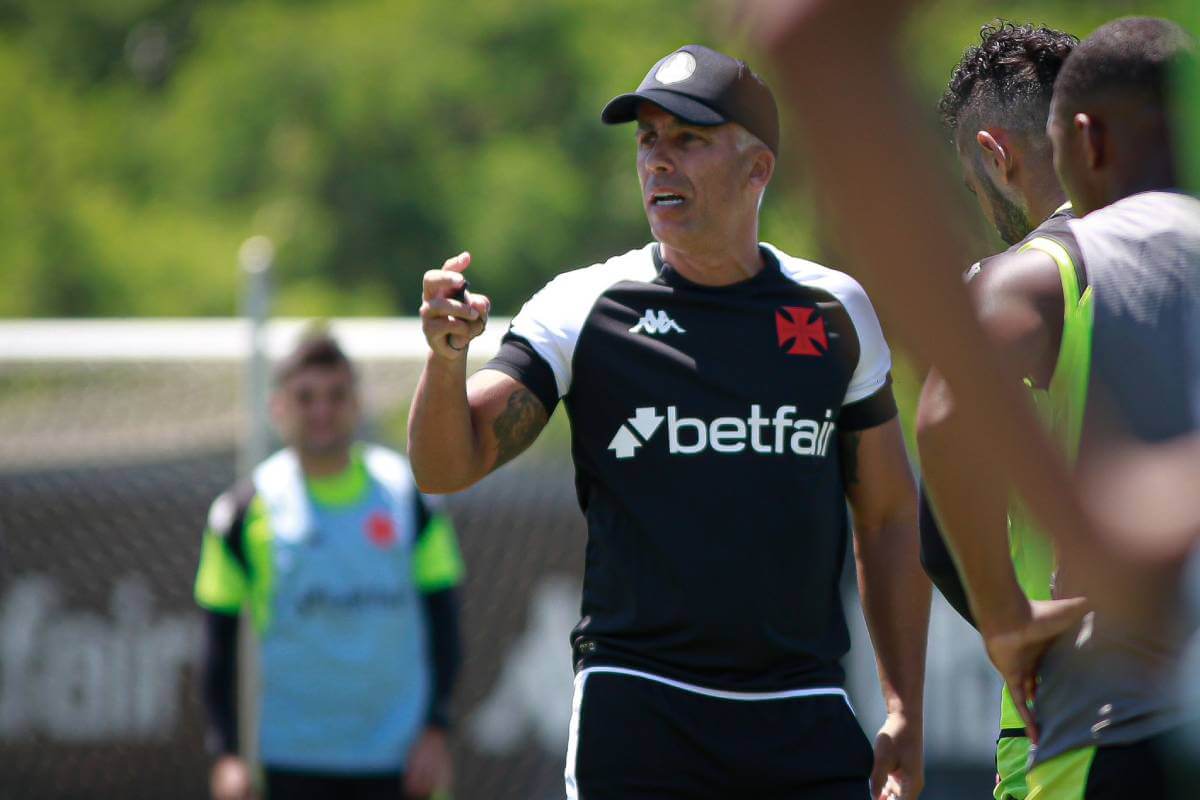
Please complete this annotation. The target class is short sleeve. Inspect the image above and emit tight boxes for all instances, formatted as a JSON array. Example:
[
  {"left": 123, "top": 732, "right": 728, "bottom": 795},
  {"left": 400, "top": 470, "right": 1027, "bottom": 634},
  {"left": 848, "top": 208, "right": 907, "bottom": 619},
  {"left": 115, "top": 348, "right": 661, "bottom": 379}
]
[
  {"left": 412, "top": 494, "right": 465, "bottom": 593},
  {"left": 194, "top": 492, "right": 249, "bottom": 613},
  {"left": 484, "top": 245, "right": 660, "bottom": 410},
  {"left": 840, "top": 377, "right": 898, "bottom": 431},
  {"left": 838, "top": 277, "right": 893, "bottom": 407},
  {"left": 195, "top": 533, "right": 247, "bottom": 613},
  {"left": 501, "top": 275, "right": 582, "bottom": 400},
  {"left": 484, "top": 335, "right": 560, "bottom": 416}
]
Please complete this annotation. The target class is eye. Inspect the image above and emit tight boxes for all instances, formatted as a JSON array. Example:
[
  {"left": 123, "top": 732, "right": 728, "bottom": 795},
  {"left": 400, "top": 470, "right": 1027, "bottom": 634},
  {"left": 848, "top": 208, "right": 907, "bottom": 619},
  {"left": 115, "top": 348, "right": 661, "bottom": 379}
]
[{"left": 637, "top": 131, "right": 656, "bottom": 148}]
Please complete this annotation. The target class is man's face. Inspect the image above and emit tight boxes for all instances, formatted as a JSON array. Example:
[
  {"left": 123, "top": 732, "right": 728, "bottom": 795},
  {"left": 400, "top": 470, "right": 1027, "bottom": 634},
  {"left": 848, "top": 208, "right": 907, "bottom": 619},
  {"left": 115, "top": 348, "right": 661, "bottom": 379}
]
[
  {"left": 273, "top": 364, "right": 359, "bottom": 457},
  {"left": 635, "top": 103, "right": 761, "bottom": 250},
  {"left": 956, "top": 136, "right": 1031, "bottom": 246}
]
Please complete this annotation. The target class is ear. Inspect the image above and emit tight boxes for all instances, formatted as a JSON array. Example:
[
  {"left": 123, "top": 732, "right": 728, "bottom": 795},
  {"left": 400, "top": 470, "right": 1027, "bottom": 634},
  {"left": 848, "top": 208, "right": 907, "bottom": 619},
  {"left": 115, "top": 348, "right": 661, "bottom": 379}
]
[
  {"left": 1074, "top": 113, "right": 1104, "bottom": 169},
  {"left": 975, "top": 130, "right": 1014, "bottom": 183},
  {"left": 748, "top": 148, "right": 774, "bottom": 191}
]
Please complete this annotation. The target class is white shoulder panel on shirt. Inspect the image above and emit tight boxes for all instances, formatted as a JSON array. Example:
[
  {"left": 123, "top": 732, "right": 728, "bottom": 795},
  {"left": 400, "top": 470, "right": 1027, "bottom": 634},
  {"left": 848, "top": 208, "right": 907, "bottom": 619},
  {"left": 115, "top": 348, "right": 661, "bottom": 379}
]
[
  {"left": 765, "top": 242, "right": 893, "bottom": 406},
  {"left": 507, "top": 243, "right": 660, "bottom": 399},
  {"left": 207, "top": 491, "right": 236, "bottom": 537}
]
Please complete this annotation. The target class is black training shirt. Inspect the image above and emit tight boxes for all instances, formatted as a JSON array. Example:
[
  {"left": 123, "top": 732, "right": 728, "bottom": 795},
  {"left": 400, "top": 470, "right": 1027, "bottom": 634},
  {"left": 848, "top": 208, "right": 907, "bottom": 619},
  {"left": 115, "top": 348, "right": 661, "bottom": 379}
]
[{"left": 486, "top": 242, "right": 897, "bottom": 691}]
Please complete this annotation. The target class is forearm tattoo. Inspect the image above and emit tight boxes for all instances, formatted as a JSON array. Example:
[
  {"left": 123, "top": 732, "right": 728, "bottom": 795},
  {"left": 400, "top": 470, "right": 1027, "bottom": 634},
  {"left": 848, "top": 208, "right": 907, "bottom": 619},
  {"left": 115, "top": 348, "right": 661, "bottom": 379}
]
[
  {"left": 840, "top": 431, "right": 861, "bottom": 486},
  {"left": 492, "top": 388, "right": 545, "bottom": 469}
]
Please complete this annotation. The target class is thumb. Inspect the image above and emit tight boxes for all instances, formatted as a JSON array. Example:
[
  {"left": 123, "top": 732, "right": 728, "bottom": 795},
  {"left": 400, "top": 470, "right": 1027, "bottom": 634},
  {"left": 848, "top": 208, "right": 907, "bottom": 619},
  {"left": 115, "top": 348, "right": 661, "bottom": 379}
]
[
  {"left": 1031, "top": 597, "right": 1090, "bottom": 639},
  {"left": 442, "top": 251, "right": 471, "bottom": 274}
]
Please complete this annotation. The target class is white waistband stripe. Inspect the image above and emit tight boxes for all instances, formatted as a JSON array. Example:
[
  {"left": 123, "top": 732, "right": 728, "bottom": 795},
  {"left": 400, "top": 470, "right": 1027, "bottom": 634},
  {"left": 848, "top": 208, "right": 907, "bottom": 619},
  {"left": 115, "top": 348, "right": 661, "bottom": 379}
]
[
  {"left": 577, "top": 666, "right": 851, "bottom": 704},
  {"left": 563, "top": 670, "right": 588, "bottom": 800}
]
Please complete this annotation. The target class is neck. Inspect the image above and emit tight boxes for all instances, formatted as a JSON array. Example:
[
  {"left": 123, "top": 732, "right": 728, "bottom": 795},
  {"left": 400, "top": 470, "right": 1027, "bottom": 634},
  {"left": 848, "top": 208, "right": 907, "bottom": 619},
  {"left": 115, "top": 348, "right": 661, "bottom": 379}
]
[
  {"left": 1103, "top": 160, "right": 1177, "bottom": 210},
  {"left": 660, "top": 236, "right": 764, "bottom": 286},
  {"left": 1025, "top": 186, "right": 1069, "bottom": 228},
  {"left": 298, "top": 448, "right": 352, "bottom": 478},
  {"left": 1017, "top": 158, "right": 1069, "bottom": 227}
]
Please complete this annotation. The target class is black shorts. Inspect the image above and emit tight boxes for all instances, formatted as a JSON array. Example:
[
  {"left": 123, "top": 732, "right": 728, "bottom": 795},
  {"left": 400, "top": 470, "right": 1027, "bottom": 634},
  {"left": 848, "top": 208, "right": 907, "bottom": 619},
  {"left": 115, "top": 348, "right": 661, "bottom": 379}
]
[
  {"left": 264, "top": 768, "right": 418, "bottom": 800},
  {"left": 565, "top": 668, "right": 873, "bottom": 800}
]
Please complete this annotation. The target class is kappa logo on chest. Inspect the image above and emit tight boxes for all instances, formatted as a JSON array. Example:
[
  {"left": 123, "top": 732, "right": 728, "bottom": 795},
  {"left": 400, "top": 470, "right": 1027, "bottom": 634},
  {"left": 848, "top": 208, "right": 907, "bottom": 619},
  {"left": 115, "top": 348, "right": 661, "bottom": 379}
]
[{"left": 630, "top": 309, "right": 685, "bottom": 335}]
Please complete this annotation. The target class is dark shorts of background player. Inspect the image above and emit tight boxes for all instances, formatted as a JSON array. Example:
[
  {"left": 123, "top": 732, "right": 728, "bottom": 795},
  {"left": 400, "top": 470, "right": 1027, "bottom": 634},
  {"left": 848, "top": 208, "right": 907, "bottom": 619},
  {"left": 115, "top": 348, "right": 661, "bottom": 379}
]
[
  {"left": 567, "top": 670, "right": 874, "bottom": 800},
  {"left": 265, "top": 768, "right": 422, "bottom": 800},
  {"left": 1027, "top": 727, "right": 1194, "bottom": 799}
]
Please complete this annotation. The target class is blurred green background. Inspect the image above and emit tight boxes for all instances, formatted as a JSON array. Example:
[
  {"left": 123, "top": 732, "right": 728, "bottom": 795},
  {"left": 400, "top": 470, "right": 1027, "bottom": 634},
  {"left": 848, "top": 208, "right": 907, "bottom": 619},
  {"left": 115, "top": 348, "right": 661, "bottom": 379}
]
[{"left": 0, "top": 0, "right": 1189, "bottom": 320}]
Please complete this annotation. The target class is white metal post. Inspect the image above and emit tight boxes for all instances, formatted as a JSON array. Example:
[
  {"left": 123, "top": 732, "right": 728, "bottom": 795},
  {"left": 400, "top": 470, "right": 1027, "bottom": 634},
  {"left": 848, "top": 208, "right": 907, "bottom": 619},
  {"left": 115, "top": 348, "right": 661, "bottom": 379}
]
[{"left": 237, "top": 235, "right": 274, "bottom": 779}]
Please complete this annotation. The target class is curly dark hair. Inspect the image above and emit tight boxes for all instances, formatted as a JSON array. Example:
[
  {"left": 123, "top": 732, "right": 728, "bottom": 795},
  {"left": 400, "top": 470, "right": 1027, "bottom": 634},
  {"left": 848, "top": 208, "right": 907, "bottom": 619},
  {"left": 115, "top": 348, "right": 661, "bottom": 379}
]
[{"left": 940, "top": 21, "right": 1077, "bottom": 140}]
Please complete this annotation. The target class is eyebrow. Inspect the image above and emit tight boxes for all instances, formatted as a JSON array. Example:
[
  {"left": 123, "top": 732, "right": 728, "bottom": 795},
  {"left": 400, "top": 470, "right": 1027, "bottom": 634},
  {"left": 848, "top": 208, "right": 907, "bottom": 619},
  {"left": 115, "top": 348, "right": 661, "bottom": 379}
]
[{"left": 636, "top": 120, "right": 706, "bottom": 135}]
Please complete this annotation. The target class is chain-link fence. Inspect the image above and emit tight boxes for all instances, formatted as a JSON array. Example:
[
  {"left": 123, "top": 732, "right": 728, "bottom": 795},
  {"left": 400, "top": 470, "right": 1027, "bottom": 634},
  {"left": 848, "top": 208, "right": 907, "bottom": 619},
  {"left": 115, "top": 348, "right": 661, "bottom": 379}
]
[{"left": 1, "top": 322, "right": 997, "bottom": 800}]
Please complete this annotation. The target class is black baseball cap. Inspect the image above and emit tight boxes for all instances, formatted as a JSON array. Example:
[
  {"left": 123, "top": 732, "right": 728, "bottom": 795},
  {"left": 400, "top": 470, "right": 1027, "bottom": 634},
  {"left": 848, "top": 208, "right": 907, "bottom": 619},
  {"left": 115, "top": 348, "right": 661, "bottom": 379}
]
[{"left": 600, "top": 44, "right": 780, "bottom": 154}]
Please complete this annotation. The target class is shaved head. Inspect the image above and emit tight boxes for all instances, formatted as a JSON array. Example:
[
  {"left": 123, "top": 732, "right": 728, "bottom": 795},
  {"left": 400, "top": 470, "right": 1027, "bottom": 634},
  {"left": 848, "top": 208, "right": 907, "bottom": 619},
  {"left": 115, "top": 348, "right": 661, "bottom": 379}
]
[
  {"left": 1053, "top": 17, "right": 1193, "bottom": 113},
  {"left": 1060, "top": 17, "right": 1190, "bottom": 112},
  {"left": 1048, "top": 17, "right": 1196, "bottom": 215}
]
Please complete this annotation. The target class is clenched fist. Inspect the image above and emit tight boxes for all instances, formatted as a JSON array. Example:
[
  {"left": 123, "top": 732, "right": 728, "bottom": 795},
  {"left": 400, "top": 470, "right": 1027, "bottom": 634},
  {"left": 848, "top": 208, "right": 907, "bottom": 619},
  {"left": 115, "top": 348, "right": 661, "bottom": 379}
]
[{"left": 420, "top": 252, "right": 492, "bottom": 361}]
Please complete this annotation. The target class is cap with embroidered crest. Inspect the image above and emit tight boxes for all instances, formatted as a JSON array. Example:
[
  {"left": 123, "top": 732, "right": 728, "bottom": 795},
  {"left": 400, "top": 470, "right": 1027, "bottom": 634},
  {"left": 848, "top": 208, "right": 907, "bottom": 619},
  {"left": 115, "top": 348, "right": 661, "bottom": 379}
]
[{"left": 600, "top": 44, "right": 780, "bottom": 154}]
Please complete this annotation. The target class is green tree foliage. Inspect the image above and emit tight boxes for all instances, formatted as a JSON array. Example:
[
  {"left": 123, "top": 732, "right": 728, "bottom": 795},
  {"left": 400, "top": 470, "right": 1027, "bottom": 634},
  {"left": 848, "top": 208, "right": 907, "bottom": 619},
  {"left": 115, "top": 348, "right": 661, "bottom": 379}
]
[{"left": 0, "top": 0, "right": 1188, "bottom": 318}]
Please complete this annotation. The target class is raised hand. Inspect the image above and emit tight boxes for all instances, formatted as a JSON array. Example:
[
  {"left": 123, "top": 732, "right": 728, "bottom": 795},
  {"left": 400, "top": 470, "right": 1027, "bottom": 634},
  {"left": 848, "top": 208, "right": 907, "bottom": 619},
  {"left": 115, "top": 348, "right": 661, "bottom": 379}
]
[{"left": 420, "top": 252, "right": 491, "bottom": 361}]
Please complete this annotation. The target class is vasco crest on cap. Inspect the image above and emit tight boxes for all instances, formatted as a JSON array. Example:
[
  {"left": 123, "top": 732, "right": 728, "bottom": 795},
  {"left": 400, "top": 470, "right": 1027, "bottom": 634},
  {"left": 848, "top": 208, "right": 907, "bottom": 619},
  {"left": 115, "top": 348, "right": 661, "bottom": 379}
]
[
  {"left": 654, "top": 51, "right": 696, "bottom": 85},
  {"left": 600, "top": 44, "right": 780, "bottom": 155}
]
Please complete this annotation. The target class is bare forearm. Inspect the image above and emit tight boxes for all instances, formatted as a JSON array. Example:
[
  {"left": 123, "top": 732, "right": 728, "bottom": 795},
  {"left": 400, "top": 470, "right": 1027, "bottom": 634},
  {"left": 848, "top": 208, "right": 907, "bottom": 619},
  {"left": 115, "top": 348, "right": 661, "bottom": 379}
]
[
  {"left": 408, "top": 354, "right": 487, "bottom": 493},
  {"left": 917, "top": 394, "right": 1027, "bottom": 632},
  {"left": 855, "top": 514, "right": 930, "bottom": 717}
]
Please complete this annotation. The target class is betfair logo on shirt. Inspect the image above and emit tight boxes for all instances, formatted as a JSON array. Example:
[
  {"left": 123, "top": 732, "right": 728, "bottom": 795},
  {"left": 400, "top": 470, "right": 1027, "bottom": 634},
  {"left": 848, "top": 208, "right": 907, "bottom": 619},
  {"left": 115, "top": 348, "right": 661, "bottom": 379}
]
[
  {"left": 607, "top": 405, "right": 837, "bottom": 460},
  {"left": 629, "top": 310, "right": 685, "bottom": 335}
]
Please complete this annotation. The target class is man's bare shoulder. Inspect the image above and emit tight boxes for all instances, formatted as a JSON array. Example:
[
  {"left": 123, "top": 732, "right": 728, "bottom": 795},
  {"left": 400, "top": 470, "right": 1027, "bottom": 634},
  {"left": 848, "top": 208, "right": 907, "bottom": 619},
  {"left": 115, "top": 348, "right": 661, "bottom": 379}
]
[{"left": 970, "top": 247, "right": 1063, "bottom": 313}]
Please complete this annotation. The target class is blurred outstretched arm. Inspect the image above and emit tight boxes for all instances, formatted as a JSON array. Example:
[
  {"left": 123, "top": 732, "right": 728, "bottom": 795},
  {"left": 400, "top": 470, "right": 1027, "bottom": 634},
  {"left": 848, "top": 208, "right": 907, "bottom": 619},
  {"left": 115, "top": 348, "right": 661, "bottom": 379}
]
[{"left": 739, "top": 0, "right": 1095, "bottom": 594}]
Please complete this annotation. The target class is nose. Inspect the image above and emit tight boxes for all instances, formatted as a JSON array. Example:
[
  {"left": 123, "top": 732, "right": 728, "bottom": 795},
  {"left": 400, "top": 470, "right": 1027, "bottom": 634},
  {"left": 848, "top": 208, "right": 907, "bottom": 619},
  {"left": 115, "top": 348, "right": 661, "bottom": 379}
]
[
  {"left": 306, "top": 397, "right": 335, "bottom": 423},
  {"left": 644, "top": 138, "right": 675, "bottom": 174}
]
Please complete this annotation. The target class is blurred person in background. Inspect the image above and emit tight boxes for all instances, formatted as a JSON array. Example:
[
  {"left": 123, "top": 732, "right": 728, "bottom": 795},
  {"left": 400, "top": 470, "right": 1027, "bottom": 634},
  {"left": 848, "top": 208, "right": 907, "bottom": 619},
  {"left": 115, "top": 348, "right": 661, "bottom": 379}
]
[
  {"left": 410, "top": 44, "right": 929, "bottom": 800},
  {"left": 914, "top": 21, "right": 1083, "bottom": 800},
  {"left": 194, "top": 331, "right": 464, "bottom": 800}
]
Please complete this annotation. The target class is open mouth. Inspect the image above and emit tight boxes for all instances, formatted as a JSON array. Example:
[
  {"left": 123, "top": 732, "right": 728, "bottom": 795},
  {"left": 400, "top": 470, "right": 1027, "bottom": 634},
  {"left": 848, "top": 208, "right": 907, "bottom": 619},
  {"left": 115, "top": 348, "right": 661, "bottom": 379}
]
[{"left": 651, "top": 193, "right": 685, "bottom": 207}]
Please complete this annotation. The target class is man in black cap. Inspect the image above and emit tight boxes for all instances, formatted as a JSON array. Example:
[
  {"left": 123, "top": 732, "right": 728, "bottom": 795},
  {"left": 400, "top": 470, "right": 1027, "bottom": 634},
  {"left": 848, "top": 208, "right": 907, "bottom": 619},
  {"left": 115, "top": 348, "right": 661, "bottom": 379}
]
[{"left": 409, "top": 44, "right": 930, "bottom": 800}]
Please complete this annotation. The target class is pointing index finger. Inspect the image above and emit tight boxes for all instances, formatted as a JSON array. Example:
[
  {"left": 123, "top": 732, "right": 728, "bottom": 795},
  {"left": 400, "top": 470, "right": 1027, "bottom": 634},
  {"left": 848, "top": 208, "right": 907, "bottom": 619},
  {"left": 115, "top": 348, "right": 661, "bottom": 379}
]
[{"left": 442, "top": 251, "right": 471, "bottom": 274}]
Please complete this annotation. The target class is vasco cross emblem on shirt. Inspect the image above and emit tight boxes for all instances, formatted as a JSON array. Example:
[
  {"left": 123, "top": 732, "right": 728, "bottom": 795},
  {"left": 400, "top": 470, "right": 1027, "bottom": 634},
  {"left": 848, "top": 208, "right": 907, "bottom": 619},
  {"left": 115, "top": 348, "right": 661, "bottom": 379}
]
[{"left": 775, "top": 306, "right": 827, "bottom": 356}]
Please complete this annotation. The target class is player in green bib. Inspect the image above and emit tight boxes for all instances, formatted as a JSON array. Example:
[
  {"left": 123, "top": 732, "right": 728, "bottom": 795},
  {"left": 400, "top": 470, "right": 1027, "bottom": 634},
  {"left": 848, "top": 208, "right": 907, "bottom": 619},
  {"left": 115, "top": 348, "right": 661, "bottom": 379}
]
[
  {"left": 914, "top": 22, "right": 1090, "bottom": 800},
  {"left": 194, "top": 332, "right": 465, "bottom": 800}
]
